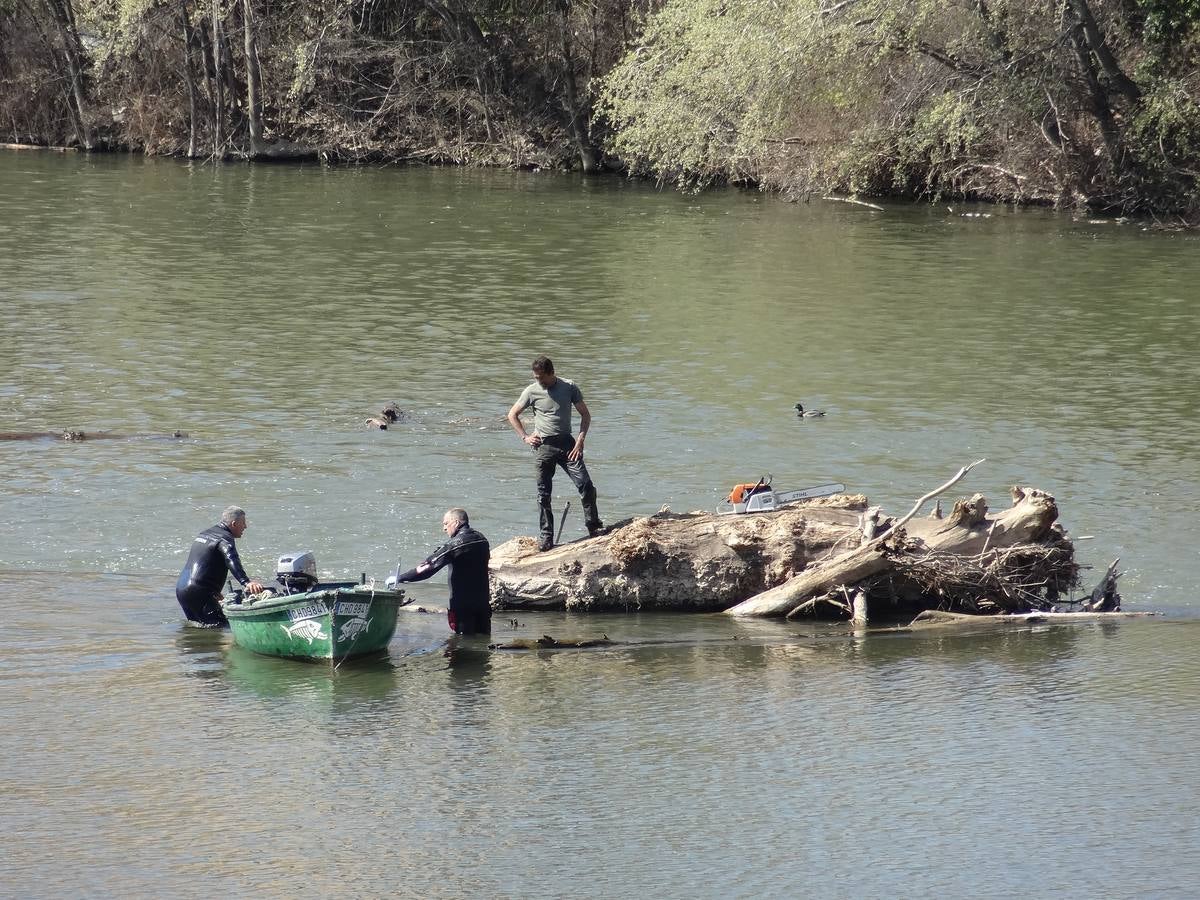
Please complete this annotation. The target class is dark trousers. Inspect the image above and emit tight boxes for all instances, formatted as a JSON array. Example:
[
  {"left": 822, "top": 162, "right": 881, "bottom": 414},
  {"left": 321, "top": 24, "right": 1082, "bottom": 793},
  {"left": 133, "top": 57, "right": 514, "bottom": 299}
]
[
  {"left": 535, "top": 434, "right": 600, "bottom": 539},
  {"left": 448, "top": 609, "right": 492, "bottom": 635},
  {"left": 176, "top": 585, "right": 228, "bottom": 626}
]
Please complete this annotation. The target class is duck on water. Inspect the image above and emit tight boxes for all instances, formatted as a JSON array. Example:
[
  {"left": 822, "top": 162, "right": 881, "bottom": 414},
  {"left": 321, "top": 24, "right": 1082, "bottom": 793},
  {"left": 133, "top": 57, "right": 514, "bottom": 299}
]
[{"left": 366, "top": 403, "right": 404, "bottom": 430}]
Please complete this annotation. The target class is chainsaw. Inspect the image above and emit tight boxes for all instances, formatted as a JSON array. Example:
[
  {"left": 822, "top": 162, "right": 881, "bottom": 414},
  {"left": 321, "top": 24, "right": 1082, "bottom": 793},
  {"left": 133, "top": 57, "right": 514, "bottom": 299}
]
[{"left": 715, "top": 474, "right": 846, "bottom": 515}]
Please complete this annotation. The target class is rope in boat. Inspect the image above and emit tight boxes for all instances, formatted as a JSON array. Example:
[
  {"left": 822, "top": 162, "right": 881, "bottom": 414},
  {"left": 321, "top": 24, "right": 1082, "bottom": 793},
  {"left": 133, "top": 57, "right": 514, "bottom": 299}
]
[{"left": 332, "top": 580, "right": 377, "bottom": 672}]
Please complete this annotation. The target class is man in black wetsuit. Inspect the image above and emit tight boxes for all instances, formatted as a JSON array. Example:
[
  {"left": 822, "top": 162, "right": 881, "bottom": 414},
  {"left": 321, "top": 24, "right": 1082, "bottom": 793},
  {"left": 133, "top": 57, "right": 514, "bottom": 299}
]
[
  {"left": 396, "top": 508, "right": 492, "bottom": 635},
  {"left": 175, "top": 506, "right": 265, "bottom": 625}
]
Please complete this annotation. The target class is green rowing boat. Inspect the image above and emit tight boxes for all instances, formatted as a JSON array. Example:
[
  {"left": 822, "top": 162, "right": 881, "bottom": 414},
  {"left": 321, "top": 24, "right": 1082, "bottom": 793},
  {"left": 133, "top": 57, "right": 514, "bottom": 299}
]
[{"left": 223, "top": 583, "right": 408, "bottom": 662}]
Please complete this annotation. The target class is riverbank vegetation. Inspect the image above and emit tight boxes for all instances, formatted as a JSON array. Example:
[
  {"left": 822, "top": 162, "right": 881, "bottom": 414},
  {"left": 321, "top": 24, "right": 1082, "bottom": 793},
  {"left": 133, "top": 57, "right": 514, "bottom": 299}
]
[{"left": 2, "top": 0, "right": 1197, "bottom": 217}]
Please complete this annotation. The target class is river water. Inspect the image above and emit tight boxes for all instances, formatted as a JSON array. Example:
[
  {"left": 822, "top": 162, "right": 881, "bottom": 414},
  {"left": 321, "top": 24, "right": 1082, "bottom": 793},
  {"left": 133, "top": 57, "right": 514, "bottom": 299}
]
[{"left": 2, "top": 152, "right": 1199, "bottom": 896}]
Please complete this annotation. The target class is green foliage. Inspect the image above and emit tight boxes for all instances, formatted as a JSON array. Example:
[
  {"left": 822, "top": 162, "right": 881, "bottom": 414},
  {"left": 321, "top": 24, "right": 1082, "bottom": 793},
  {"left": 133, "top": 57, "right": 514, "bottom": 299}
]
[
  {"left": 73, "top": 0, "right": 166, "bottom": 78},
  {"left": 599, "top": 0, "right": 736, "bottom": 183},
  {"left": 1141, "top": 0, "right": 1200, "bottom": 43},
  {"left": 894, "top": 91, "right": 987, "bottom": 192},
  {"left": 289, "top": 40, "right": 317, "bottom": 103},
  {"left": 599, "top": 0, "right": 993, "bottom": 192},
  {"left": 1138, "top": 0, "right": 1200, "bottom": 75},
  {"left": 598, "top": 0, "right": 859, "bottom": 187},
  {"left": 1126, "top": 75, "right": 1200, "bottom": 208},
  {"left": 599, "top": 0, "right": 1200, "bottom": 214}
]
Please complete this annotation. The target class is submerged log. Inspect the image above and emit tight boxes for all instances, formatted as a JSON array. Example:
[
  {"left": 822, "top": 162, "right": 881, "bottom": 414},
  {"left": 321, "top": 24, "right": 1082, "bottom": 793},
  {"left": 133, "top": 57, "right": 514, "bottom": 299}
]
[
  {"left": 250, "top": 139, "right": 318, "bottom": 162},
  {"left": 0, "top": 143, "right": 77, "bottom": 151},
  {"left": 488, "top": 465, "right": 1092, "bottom": 620},
  {"left": 489, "top": 634, "right": 614, "bottom": 650},
  {"left": 909, "top": 609, "right": 1152, "bottom": 628}
]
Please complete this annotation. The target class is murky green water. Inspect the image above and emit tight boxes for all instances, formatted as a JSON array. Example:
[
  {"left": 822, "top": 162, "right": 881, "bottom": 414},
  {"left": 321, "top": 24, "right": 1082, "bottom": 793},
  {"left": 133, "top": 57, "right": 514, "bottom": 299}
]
[{"left": 2, "top": 152, "right": 1199, "bottom": 896}]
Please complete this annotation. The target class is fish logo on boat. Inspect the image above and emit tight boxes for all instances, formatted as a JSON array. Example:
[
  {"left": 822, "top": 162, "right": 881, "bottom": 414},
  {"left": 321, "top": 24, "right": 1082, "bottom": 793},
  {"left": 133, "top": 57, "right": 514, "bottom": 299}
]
[
  {"left": 282, "top": 620, "right": 328, "bottom": 643},
  {"left": 339, "top": 617, "right": 372, "bottom": 641}
]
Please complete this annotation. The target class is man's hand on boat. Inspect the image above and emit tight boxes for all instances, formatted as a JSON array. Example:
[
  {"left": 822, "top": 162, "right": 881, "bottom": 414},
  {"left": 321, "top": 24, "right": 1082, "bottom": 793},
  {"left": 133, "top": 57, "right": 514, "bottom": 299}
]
[{"left": 245, "top": 580, "right": 266, "bottom": 594}]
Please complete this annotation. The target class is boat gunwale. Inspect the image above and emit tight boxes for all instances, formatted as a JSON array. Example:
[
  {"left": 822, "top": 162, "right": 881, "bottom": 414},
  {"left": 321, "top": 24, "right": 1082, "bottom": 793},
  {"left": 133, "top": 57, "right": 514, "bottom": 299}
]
[{"left": 223, "top": 584, "right": 408, "bottom": 619}]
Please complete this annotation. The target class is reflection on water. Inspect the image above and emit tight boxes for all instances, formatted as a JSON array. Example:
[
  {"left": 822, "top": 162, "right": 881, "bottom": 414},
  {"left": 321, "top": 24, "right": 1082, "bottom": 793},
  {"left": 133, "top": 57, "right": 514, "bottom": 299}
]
[
  {"left": 3, "top": 575, "right": 1200, "bottom": 894},
  {"left": 4, "top": 153, "right": 1200, "bottom": 894},
  {"left": 2, "top": 153, "right": 1199, "bottom": 617},
  {"left": 220, "top": 642, "right": 400, "bottom": 704},
  {"left": 172, "top": 623, "right": 228, "bottom": 682},
  {"left": 443, "top": 636, "right": 495, "bottom": 677}
]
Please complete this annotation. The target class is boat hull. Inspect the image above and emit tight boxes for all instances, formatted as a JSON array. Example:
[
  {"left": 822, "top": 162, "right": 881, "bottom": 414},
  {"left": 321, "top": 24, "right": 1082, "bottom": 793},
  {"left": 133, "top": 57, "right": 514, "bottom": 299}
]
[{"left": 223, "top": 584, "right": 407, "bottom": 661}]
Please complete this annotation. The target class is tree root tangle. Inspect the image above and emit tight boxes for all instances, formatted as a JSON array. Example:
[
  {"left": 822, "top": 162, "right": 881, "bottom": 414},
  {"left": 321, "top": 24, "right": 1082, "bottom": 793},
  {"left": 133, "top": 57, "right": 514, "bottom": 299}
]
[{"left": 488, "top": 464, "right": 1120, "bottom": 621}]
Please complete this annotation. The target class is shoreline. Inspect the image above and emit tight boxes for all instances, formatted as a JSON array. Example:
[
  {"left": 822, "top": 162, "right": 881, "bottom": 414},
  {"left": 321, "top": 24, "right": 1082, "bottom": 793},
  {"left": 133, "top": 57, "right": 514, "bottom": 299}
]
[{"left": 5, "top": 140, "right": 1131, "bottom": 224}]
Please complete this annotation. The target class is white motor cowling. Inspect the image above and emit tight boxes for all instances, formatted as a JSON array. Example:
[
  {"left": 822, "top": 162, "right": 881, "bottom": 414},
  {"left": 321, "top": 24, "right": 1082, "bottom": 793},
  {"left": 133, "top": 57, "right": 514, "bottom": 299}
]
[{"left": 275, "top": 551, "right": 318, "bottom": 594}]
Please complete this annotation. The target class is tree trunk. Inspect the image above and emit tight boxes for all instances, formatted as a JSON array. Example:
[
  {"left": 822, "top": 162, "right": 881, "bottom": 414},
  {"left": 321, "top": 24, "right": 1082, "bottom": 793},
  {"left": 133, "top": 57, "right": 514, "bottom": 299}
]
[
  {"left": 211, "top": 0, "right": 225, "bottom": 157},
  {"left": 558, "top": 1, "right": 598, "bottom": 172},
  {"left": 242, "top": 0, "right": 264, "bottom": 155},
  {"left": 44, "top": 0, "right": 91, "bottom": 149},
  {"left": 195, "top": 21, "right": 220, "bottom": 155},
  {"left": 180, "top": 0, "right": 200, "bottom": 158},
  {"left": 1066, "top": 0, "right": 1141, "bottom": 103},
  {"left": 1068, "top": 21, "right": 1124, "bottom": 176}
]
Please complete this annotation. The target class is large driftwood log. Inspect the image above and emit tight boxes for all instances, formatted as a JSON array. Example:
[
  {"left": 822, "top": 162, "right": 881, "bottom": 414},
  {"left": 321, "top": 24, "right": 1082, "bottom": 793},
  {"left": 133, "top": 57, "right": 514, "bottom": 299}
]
[
  {"left": 726, "top": 484, "right": 1062, "bottom": 618},
  {"left": 489, "top": 496, "right": 869, "bottom": 611},
  {"left": 488, "top": 469, "right": 1085, "bottom": 619},
  {"left": 726, "top": 460, "right": 984, "bottom": 617}
]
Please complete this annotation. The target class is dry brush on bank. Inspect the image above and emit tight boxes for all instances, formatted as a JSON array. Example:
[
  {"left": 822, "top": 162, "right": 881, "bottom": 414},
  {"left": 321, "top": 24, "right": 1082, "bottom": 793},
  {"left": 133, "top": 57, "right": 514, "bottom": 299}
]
[
  {"left": 5, "top": 0, "right": 1200, "bottom": 217},
  {"left": 0, "top": 0, "right": 638, "bottom": 166}
]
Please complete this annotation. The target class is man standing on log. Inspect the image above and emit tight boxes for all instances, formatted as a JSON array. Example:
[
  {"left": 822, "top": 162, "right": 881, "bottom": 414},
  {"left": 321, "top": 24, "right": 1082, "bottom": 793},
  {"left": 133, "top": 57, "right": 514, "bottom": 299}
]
[
  {"left": 506, "top": 355, "right": 603, "bottom": 551},
  {"left": 396, "top": 508, "right": 492, "bottom": 635}
]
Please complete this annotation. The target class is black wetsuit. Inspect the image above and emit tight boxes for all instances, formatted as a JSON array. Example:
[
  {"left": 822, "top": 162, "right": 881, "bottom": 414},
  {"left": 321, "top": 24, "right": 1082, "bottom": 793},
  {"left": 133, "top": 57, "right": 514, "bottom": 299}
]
[
  {"left": 397, "top": 525, "right": 492, "bottom": 634},
  {"left": 175, "top": 523, "right": 254, "bottom": 625}
]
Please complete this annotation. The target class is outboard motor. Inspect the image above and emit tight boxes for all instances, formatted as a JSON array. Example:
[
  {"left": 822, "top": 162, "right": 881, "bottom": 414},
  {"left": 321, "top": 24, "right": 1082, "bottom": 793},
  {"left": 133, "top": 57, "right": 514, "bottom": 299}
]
[{"left": 275, "top": 551, "right": 318, "bottom": 594}]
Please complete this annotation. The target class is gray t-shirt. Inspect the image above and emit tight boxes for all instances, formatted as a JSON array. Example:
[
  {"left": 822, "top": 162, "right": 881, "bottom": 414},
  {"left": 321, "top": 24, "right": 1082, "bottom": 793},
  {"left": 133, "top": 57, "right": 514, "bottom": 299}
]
[{"left": 516, "top": 377, "right": 583, "bottom": 438}]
